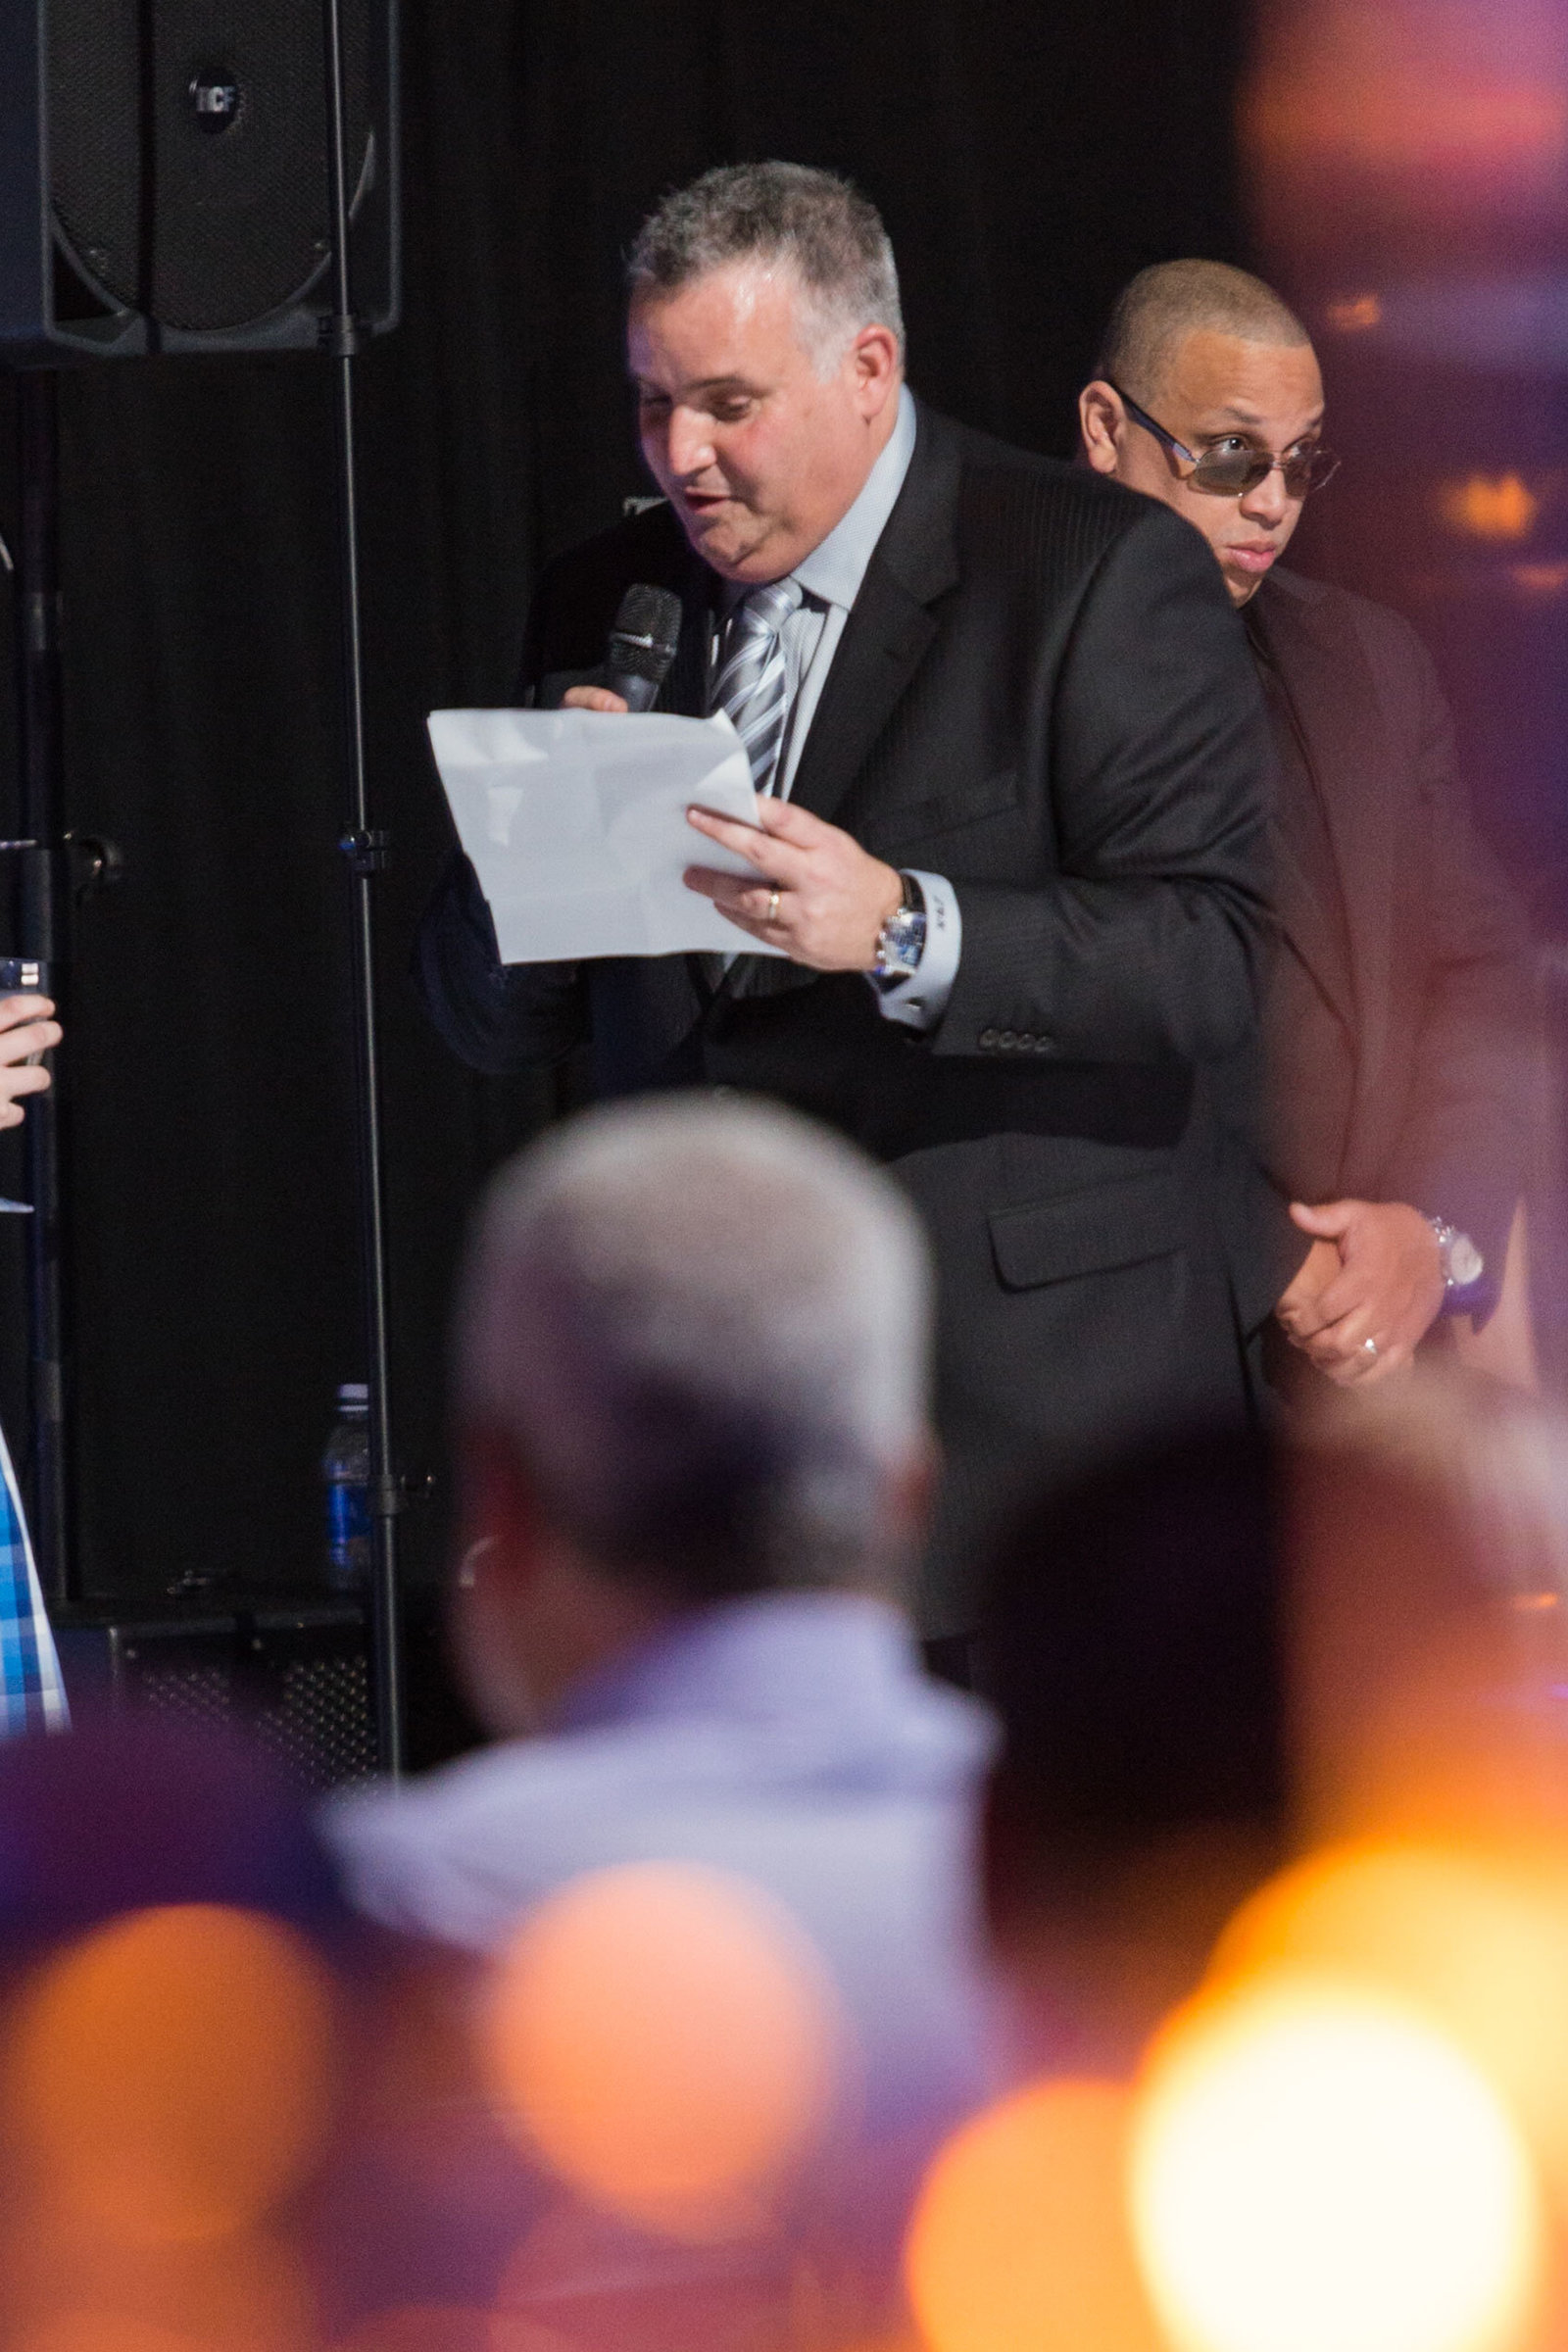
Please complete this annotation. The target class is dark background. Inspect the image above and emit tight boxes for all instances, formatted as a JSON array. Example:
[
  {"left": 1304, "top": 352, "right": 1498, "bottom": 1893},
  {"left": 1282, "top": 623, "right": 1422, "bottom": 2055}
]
[
  {"left": 0, "top": 0, "right": 1253, "bottom": 1604},
  {"left": 30, "top": 0, "right": 1568, "bottom": 1622}
]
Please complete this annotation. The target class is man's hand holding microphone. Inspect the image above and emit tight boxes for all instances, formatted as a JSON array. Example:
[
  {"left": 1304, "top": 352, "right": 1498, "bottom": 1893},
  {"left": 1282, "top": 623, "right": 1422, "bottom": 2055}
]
[{"left": 563, "top": 580, "right": 903, "bottom": 977}]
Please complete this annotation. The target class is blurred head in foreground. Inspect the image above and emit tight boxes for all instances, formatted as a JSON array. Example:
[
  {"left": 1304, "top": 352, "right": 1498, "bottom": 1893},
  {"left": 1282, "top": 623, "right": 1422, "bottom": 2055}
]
[
  {"left": 319, "top": 1104, "right": 987, "bottom": 2338},
  {"left": 983, "top": 1369, "right": 1568, "bottom": 2069},
  {"left": 981, "top": 1429, "right": 1286, "bottom": 2070},
  {"left": 451, "top": 1092, "right": 935, "bottom": 1731},
  {"left": 1289, "top": 1365, "right": 1568, "bottom": 1845}
]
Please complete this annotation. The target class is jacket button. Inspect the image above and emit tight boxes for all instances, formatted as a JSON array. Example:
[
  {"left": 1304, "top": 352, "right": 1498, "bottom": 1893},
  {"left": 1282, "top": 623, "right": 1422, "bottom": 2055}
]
[
  {"left": 979, "top": 1027, "right": 1000, "bottom": 1049},
  {"left": 1000, "top": 1030, "right": 1017, "bottom": 1050},
  {"left": 1017, "top": 1030, "right": 1036, "bottom": 1049},
  {"left": 1033, "top": 1034, "right": 1054, "bottom": 1054}
]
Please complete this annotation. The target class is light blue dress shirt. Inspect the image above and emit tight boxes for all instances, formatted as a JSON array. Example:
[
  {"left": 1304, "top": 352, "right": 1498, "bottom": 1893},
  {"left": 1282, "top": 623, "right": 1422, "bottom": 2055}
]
[
  {"left": 324, "top": 1590, "right": 998, "bottom": 2151},
  {"left": 708, "top": 386, "right": 962, "bottom": 1031},
  {"left": 320, "top": 1597, "right": 1000, "bottom": 2330}
]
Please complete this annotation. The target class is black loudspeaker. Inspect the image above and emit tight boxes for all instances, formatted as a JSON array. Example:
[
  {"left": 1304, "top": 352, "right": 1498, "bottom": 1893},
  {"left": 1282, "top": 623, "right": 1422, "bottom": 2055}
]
[
  {"left": 0, "top": 0, "right": 398, "bottom": 360},
  {"left": 52, "top": 1591, "right": 484, "bottom": 1789},
  {"left": 54, "top": 1600, "right": 378, "bottom": 1789}
]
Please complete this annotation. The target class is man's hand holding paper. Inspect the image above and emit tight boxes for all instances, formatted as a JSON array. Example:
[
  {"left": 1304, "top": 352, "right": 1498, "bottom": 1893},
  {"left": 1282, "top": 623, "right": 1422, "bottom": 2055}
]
[
  {"left": 426, "top": 706, "right": 787, "bottom": 962},
  {"left": 556, "top": 681, "right": 904, "bottom": 971},
  {"left": 683, "top": 796, "right": 905, "bottom": 970}
]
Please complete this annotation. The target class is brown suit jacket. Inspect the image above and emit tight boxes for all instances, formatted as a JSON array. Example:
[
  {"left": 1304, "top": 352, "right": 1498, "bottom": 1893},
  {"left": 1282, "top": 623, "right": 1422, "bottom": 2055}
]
[{"left": 1226, "top": 564, "right": 1534, "bottom": 1335}]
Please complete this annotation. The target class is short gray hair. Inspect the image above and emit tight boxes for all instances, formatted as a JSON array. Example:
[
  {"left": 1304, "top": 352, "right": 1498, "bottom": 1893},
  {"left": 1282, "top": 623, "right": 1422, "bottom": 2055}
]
[
  {"left": 458, "top": 1096, "right": 931, "bottom": 1602},
  {"left": 1097, "top": 260, "right": 1311, "bottom": 406},
  {"left": 627, "top": 162, "right": 905, "bottom": 373}
]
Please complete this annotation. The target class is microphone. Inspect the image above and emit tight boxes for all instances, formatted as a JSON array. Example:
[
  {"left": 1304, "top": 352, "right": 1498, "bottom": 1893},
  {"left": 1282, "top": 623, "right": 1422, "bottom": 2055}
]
[{"left": 604, "top": 584, "right": 682, "bottom": 711}]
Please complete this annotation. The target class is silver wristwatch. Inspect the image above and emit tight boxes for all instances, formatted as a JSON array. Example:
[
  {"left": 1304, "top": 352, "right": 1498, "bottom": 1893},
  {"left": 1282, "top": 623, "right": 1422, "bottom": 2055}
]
[
  {"left": 1425, "top": 1215, "right": 1485, "bottom": 1293},
  {"left": 872, "top": 873, "right": 927, "bottom": 982}
]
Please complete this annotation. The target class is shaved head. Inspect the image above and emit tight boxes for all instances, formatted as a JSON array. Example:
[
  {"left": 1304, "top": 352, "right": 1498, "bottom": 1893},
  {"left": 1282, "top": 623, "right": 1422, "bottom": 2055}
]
[
  {"left": 1081, "top": 262, "right": 1325, "bottom": 605},
  {"left": 1097, "top": 260, "right": 1310, "bottom": 407}
]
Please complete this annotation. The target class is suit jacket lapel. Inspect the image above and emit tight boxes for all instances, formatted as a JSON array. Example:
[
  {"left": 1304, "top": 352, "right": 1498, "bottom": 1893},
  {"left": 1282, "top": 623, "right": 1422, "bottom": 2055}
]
[
  {"left": 1268, "top": 820, "right": 1354, "bottom": 1037},
  {"left": 1252, "top": 576, "right": 1398, "bottom": 1122},
  {"left": 786, "top": 403, "right": 961, "bottom": 830},
  {"left": 1241, "top": 580, "right": 1363, "bottom": 1039},
  {"left": 715, "top": 404, "right": 961, "bottom": 1006}
]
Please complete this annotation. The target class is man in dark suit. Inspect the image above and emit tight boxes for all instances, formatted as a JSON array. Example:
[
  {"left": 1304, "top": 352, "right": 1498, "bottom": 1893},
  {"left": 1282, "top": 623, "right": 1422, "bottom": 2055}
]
[
  {"left": 418, "top": 165, "right": 1270, "bottom": 1641},
  {"left": 1080, "top": 261, "right": 1534, "bottom": 1394}
]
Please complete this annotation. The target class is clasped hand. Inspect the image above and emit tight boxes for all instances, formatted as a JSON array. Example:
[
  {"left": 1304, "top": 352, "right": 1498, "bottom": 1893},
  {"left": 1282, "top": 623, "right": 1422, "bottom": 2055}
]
[
  {"left": 1276, "top": 1199, "right": 1446, "bottom": 1384},
  {"left": 563, "top": 684, "right": 903, "bottom": 970}
]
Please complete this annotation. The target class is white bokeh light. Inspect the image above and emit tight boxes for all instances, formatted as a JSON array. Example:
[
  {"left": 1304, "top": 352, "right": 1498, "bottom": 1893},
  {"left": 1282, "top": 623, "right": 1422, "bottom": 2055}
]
[{"left": 1129, "top": 1971, "right": 1543, "bottom": 2352}]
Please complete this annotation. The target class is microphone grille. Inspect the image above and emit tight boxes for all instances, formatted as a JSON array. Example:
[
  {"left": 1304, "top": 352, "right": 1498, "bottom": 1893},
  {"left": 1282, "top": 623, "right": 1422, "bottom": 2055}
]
[{"left": 608, "top": 584, "right": 683, "bottom": 686}]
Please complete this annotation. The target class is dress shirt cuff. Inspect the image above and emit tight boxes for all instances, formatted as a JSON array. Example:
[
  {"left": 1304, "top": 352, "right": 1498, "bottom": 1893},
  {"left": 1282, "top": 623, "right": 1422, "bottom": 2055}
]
[{"left": 869, "top": 870, "right": 962, "bottom": 1033}]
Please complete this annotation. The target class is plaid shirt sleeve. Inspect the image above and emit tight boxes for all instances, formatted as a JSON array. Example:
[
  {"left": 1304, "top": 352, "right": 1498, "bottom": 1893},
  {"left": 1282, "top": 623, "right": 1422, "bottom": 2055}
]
[{"left": 0, "top": 1420, "right": 68, "bottom": 1734}]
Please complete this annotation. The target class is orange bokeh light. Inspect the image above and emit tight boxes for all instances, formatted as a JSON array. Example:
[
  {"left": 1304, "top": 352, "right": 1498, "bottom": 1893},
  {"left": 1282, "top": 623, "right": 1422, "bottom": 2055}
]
[
  {"left": 1245, "top": 83, "right": 1568, "bottom": 178},
  {"left": 1438, "top": 476, "right": 1541, "bottom": 542},
  {"left": 1325, "top": 294, "right": 1384, "bottom": 332},
  {"left": 2, "top": 2224, "right": 318, "bottom": 2352},
  {"left": 1510, "top": 564, "right": 1568, "bottom": 598},
  {"left": 904, "top": 2079, "right": 1162, "bottom": 2352},
  {"left": 5, "top": 1904, "right": 336, "bottom": 2249},
  {"left": 1130, "top": 1971, "right": 1544, "bottom": 2352},
  {"left": 15, "top": 2323, "right": 205, "bottom": 2352},
  {"left": 481, "top": 1863, "right": 844, "bottom": 2241}
]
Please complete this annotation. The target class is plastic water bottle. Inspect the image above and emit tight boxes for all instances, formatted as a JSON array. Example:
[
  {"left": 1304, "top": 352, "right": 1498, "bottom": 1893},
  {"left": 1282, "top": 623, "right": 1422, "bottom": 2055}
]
[{"left": 322, "top": 1381, "right": 371, "bottom": 1591}]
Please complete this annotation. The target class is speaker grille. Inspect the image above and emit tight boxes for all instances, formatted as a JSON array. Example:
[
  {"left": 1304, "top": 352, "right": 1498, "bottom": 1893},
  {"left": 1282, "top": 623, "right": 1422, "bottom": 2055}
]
[
  {"left": 106, "top": 1618, "right": 376, "bottom": 1791},
  {"left": 252, "top": 1648, "right": 375, "bottom": 1790},
  {"left": 48, "top": 0, "right": 370, "bottom": 332}
]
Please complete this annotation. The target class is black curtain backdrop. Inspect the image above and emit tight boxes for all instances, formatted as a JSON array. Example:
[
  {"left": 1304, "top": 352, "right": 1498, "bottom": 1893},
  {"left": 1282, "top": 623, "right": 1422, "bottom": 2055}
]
[{"left": 0, "top": 0, "right": 1247, "bottom": 1602}]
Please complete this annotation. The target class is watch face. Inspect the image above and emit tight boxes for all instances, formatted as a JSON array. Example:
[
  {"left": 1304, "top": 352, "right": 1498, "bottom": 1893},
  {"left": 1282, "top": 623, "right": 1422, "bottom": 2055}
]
[
  {"left": 1449, "top": 1234, "right": 1485, "bottom": 1288},
  {"left": 877, "top": 906, "right": 925, "bottom": 976}
]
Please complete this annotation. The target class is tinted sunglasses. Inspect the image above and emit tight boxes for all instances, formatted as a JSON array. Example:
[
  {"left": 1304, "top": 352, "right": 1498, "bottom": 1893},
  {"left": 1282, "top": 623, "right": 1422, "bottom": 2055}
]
[{"left": 1108, "top": 381, "right": 1341, "bottom": 499}]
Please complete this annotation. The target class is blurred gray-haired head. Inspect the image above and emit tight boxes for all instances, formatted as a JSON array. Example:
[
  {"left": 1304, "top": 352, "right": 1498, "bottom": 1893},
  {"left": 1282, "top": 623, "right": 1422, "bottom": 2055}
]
[
  {"left": 458, "top": 1095, "right": 932, "bottom": 1601},
  {"left": 628, "top": 162, "right": 905, "bottom": 373}
]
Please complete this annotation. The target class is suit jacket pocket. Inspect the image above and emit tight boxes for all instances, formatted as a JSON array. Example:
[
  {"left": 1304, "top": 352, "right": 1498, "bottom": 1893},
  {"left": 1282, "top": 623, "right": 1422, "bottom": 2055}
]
[{"left": 989, "top": 1169, "right": 1186, "bottom": 1291}]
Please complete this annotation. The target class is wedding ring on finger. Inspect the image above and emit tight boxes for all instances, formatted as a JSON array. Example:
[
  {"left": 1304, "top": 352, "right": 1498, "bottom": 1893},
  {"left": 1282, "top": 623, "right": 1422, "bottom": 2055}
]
[{"left": 766, "top": 887, "right": 781, "bottom": 924}]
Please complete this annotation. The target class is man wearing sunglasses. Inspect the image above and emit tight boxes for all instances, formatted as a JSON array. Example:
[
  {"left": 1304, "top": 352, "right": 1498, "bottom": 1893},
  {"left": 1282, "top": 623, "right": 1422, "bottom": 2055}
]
[{"left": 1081, "top": 261, "right": 1533, "bottom": 1390}]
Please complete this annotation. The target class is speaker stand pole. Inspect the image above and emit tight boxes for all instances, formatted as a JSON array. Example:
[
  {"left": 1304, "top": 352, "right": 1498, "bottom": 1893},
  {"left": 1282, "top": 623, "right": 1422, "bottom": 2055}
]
[
  {"left": 12, "top": 371, "right": 73, "bottom": 1606},
  {"left": 322, "top": 0, "right": 403, "bottom": 1775}
]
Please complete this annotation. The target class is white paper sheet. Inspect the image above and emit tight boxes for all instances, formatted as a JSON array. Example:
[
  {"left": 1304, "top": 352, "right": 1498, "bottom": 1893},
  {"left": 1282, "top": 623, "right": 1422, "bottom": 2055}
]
[{"left": 427, "top": 706, "right": 786, "bottom": 962}]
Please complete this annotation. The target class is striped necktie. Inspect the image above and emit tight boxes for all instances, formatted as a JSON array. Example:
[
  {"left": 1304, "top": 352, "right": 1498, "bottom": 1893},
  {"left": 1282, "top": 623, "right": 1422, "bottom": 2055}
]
[{"left": 711, "top": 578, "right": 804, "bottom": 794}]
